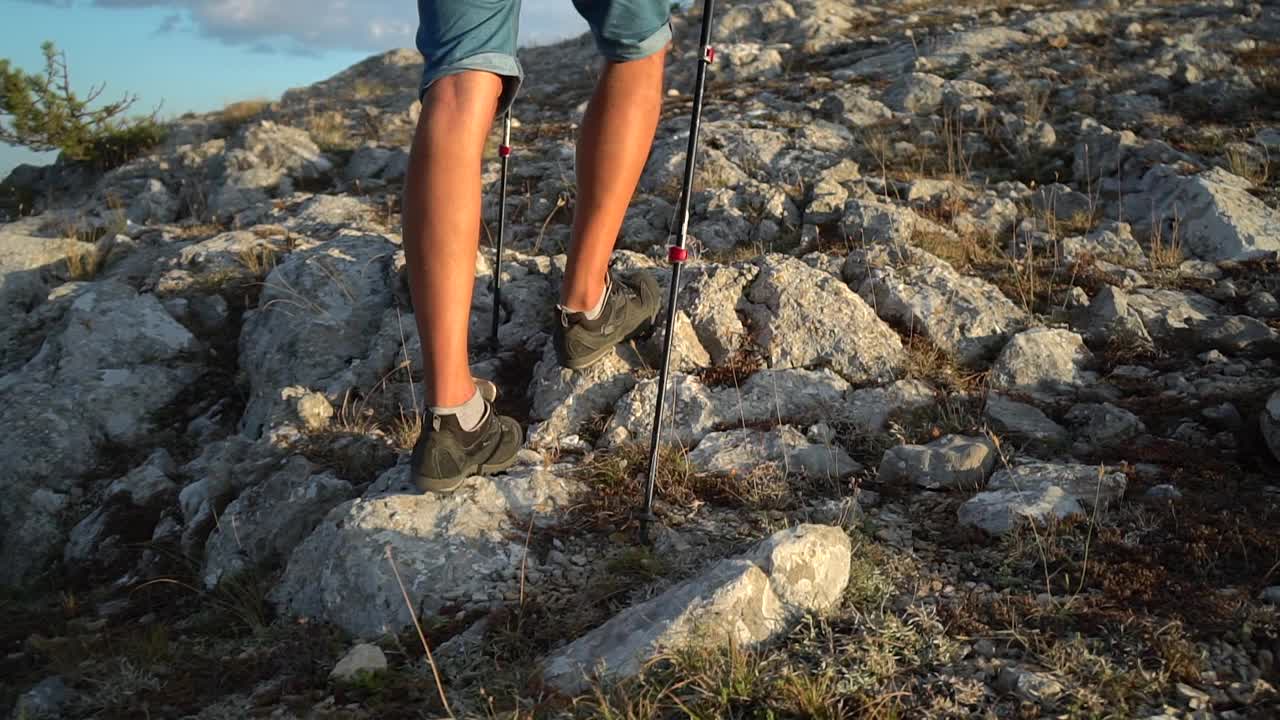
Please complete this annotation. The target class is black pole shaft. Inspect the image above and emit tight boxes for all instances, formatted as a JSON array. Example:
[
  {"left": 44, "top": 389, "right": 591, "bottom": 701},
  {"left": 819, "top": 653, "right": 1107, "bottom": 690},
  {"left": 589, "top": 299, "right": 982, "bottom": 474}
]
[
  {"left": 491, "top": 110, "right": 512, "bottom": 348},
  {"left": 641, "top": 0, "right": 716, "bottom": 542}
]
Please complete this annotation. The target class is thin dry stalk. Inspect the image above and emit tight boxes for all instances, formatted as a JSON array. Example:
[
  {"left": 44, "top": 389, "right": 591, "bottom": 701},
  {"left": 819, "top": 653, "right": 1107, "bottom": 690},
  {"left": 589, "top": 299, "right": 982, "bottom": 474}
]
[
  {"left": 385, "top": 545, "right": 454, "bottom": 718},
  {"left": 519, "top": 515, "right": 533, "bottom": 607}
]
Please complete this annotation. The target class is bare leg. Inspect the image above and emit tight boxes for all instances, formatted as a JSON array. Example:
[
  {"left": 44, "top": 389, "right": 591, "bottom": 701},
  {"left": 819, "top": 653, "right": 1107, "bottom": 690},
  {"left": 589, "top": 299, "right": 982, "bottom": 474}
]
[
  {"left": 403, "top": 72, "right": 502, "bottom": 407},
  {"left": 561, "top": 48, "right": 668, "bottom": 310}
]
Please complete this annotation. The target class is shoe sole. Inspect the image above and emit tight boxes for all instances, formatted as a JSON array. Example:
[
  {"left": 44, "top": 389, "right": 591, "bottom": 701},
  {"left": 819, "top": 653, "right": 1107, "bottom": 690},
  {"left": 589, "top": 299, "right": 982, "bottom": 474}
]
[{"left": 413, "top": 420, "right": 523, "bottom": 494}]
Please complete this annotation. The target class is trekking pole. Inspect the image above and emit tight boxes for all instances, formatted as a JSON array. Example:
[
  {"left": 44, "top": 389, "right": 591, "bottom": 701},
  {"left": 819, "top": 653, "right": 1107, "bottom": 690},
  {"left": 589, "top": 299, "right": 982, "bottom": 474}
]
[
  {"left": 491, "top": 109, "right": 513, "bottom": 348},
  {"left": 641, "top": 0, "right": 717, "bottom": 544}
]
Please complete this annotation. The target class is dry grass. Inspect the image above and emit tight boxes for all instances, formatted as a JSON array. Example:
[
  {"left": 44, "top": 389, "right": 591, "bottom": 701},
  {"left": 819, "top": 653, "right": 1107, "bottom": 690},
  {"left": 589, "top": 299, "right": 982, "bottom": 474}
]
[
  {"left": 908, "top": 225, "right": 999, "bottom": 272},
  {"left": 1147, "top": 210, "right": 1184, "bottom": 272},
  {"left": 349, "top": 77, "right": 392, "bottom": 101},
  {"left": 569, "top": 441, "right": 805, "bottom": 531},
  {"left": 65, "top": 242, "right": 107, "bottom": 280},
  {"left": 1225, "top": 144, "right": 1271, "bottom": 186},
  {"left": 303, "top": 110, "right": 350, "bottom": 152},
  {"left": 235, "top": 244, "right": 278, "bottom": 279},
  {"left": 220, "top": 99, "right": 270, "bottom": 128},
  {"left": 1020, "top": 81, "right": 1052, "bottom": 126},
  {"left": 171, "top": 222, "right": 225, "bottom": 240},
  {"left": 387, "top": 409, "right": 423, "bottom": 452},
  {"left": 900, "top": 331, "right": 976, "bottom": 390},
  {"left": 1236, "top": 42, "right": 1280, "bottom": 70}
]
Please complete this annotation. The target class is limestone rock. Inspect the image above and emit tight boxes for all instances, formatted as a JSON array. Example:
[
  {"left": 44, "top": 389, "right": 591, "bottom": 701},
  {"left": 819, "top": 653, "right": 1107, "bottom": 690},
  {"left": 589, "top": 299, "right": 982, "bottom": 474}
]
[
  {"left": 1076, "top": 286, "right": 1153, "bottom": 349},
  {"left": 689, "top": 426, "right": 861, "bottom": 480},
  {"left": 877, "top": 435, "right": 996, "bottom": 490},
  {"left": 747, "top": 255, "right": 904, "bottom": 385},
  {"left": 841, "top": 197, "right": 920, "bottom": 246},
  {"left": 1060, "top": 222, "right": 1145, "bottom": 266},
  {"left": 707, "top": 42, "right": 785, "bottom": 82},
  {"left": 1126, "top": 289, "right": 1221, "bottom": 348},
  {"left": 238, "top": 231, "right": 398, "bottom": 437},
  {"left": 639, "top": 311, "right": 711, "bottom": 373},
  {"left": 1192, "top": 315, "right": 1280, "bottom": 357},
  {"left": 682, "top": 263, "right": 757, "bottom": 364},
  {"left": 883, "top": 73, "right": 946, "bottom": 114},
  {"left": 985, "top": 394, "right": 1069, "bottom": 448},
  {"left": 845, "top": 380, "right": 937, "bottom": 433},
  {"left": 272, "top": 465, "right": 580, "bottom": 638},
  {"left": 1143, "top": 165, "right": 1280, "bottom": 261},
  {"left": 0, "top": 218, "right": 83, "bottom": 315},
  {"left": 989, "top": 328, "right": 1095, "bottom": 398},
  {"left": 203, "top": 456, "right": 354, "bottom": 588},
  {"left": 543, "top": 524, "right": 851, "bottom": 693},
  {"left": 1261, "top": 390, "right": 1280, "bottom": 463},
  {"left": 527, "top": 342, "right": 641, "bottom": 449},
  {"left": 604, "top": 368, "right": 851, "bottom": 448},
  {"left": 996, "top": 666, "right": 1065, "bottom": 706},
  {"left": 331, "top": 644, "right": 388, "bottom": 680},
  {"left": 178, "top": 230, "right": 285, "bottom": 276},
  {"left": 855, "top": 246, "right": 1028, "bottom": 366},
  {"left": 1064, "top": 403, "right": 1146, "bottom": 448},
  {"left": 959, "top": 461, "right": 1127, "bottom": 535},
  {"left": 209, "top": 121, "right": 334, "bottom": 223},
  {"left": 1, "top": 282, "right": 203, "bottom": 587},
  {"left": 64, "top": 450, "right": 178, "bottom": 576}
]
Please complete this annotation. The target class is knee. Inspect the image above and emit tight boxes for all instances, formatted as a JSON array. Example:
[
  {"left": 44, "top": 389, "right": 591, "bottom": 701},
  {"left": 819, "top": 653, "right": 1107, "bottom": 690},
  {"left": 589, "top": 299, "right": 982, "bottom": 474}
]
[{"left": 422, "top": 71, "right": 503, "bottom": 121}]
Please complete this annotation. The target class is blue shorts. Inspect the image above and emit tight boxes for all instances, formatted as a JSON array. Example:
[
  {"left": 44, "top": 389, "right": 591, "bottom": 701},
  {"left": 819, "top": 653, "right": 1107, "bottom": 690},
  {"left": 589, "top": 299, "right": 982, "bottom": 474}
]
[{"left": 416, "top": 0, "right": 672, "bottom": 116}]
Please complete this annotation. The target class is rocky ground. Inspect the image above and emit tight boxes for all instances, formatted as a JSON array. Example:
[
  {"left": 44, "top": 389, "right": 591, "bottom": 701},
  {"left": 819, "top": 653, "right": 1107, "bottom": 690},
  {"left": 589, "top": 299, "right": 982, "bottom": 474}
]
[{"left": 3, "top": 0, "right": 1280, "bottom": 717}]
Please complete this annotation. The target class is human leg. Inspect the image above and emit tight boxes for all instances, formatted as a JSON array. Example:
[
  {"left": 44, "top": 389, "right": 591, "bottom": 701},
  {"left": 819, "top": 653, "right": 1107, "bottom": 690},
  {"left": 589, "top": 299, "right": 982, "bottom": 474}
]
[{"left": 405, "top": 0, "right": 524, "bottom": 490}]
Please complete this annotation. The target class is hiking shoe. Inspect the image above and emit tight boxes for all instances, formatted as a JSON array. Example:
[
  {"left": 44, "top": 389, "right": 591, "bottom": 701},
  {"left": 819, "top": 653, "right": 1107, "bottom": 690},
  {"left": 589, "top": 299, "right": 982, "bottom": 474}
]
[
  {"left": 410, "top": 398, "right": 522, "bottom": 493},
  {"left": 554, "top": 269, "right": 660, "bottom": 370},
  {"left": 474, "top": 377, "right": 498, "bottom": 403}
]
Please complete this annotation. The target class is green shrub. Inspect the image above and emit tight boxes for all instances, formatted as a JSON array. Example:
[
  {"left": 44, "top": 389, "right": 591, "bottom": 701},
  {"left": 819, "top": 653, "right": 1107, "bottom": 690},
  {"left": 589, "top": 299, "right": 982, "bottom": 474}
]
[{"left": 1, "top": 41, "right": 165, "bottom": 169}]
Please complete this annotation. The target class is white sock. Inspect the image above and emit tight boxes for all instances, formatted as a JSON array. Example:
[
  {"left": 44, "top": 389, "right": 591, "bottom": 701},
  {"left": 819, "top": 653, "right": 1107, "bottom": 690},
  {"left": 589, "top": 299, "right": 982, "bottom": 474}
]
[
  {"left": 564, "top": 275, "right": 610, "bottom": 320},
  {"left": 430, "top": 385, "right": 486, "bottom": 431}
]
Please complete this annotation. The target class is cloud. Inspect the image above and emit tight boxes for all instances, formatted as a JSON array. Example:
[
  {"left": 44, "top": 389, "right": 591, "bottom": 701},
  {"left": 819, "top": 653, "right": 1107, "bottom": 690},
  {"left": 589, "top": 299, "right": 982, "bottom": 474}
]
[{"left": 24, "top": 0, "right": 589, "bottom": 53}]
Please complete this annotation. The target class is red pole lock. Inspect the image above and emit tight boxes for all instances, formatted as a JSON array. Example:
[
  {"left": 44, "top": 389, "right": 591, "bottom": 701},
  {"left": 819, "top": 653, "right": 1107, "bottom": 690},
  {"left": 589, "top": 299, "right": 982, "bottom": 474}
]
[
  {"left": 499, "top": 145, "right": 512, "bottom": 158},
  {"left": 668, "top": 246, "right": 689, "bottom": 263},
  {"left": 704, "top": 46, "right": 715, "bottom": 63}
]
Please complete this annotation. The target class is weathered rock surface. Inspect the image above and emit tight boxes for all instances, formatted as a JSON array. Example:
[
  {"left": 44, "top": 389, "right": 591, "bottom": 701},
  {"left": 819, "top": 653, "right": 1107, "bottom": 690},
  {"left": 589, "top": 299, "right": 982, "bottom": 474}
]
[
  {"left": 0, "top": 218, "right": 84, "bottom": 316},
  {"left": 959, "top": 461, "right": 1127, "bottom": 535},
  {"left": 604, "top": 368, "right": 852, "bottom": 449},
  {"left": 330, "top": 643, "right": 387, "bottom": 680},
  {"left": 1064, "top": 402, "right": 1147, "bottom": 449},
  {"left": 853, "top": 246, "right": 1029, "bottom": 366},
  {"left": 1262, "top": 390, "right": 1280, "bottom": 463},
  {"left": 877, "top": 435, "right": 996, "bottom": 490},
  {"left": 543, "top": 524, "right": 851, "bottom": 692},
  {"left": 1143, "top": 165, "right": 1280, "bottom": 261},
  {"left": 209, "top": 121, "right": 335, "bottom": 224},
  {"left": 64, "top": 450, "right": 178, "bottom": 576},
  {"left": 527, "top": 342, "right": 641, "bottom": 449},
  {"left": 238, "top": 231, "right": 398, "bottom": 437},
  {"left": 747, "top": 255, "right": 904, "bottom": 384},
  {"left": 989, "top": 328, "right": 1095, "bottom": 398},
  {"left": 272, "top": 465, "right": 580, "bottom": 638},
  {"left": 1125, "top": 289, "right": 1221, "bottom": 348},
  {"left": 985, "top": 394, "right": 1069, "bottom": 448},
  {"left": 689, "top": 426, "right": 861, "bottom": 480},
  {"left": 682, "top": 263, "right": 757, "bottom": 364},
  {"left": 203, "top": 456, "right": 353, "bottom": 588},
  {"left": 1, "top": 280, "right": 203, "bottom": 586}
]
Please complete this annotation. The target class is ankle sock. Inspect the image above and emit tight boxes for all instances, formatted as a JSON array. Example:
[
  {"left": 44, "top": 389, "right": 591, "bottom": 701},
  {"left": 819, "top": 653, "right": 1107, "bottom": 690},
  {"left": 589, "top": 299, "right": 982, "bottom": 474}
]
[
  {"left": 430, "top": 385, "right": 486, "bottom": 432},
  {"left": 563, "top": 275, "right": 610, "bottom": 321}
]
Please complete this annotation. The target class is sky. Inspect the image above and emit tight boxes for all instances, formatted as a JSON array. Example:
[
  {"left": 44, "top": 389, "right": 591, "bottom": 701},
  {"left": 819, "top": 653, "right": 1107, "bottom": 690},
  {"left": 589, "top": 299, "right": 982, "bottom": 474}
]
[{"left": 0, "top": 0, "right": 591, "bottom": 177}]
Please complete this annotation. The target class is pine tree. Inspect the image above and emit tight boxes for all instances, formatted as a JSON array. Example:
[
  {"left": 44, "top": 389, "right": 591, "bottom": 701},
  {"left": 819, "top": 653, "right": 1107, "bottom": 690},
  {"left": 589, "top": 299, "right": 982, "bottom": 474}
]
[{"left": 0, "top": 41, "right": 164, "bottom": 168}]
